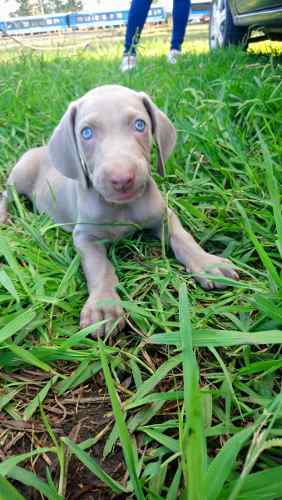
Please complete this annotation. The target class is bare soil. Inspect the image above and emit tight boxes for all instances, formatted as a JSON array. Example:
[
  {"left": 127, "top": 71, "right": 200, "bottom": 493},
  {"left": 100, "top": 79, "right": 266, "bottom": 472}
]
[{"left": 1, "top": 374, "right": 128, "bottom": 499}]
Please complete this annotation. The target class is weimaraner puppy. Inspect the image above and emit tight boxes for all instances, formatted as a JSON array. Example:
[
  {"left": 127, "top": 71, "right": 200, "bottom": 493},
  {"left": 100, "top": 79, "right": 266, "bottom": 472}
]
[{"left": 0, "top": 85, "right": 239, "bottom": 336}]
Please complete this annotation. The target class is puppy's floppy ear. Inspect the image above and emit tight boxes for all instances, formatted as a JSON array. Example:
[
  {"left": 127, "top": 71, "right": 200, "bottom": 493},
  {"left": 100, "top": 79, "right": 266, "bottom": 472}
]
[
  {"left": 48, "top": 102, "right": 89, "bottom": 188},
  {"left": 140, "top": 92, "right": 176, "bottom": 176}
]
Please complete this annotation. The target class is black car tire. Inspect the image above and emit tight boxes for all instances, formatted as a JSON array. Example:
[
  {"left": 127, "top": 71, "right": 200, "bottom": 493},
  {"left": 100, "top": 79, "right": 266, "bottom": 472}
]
[{"left": 209, "top": 0, "right": 248, "bottom": 49}]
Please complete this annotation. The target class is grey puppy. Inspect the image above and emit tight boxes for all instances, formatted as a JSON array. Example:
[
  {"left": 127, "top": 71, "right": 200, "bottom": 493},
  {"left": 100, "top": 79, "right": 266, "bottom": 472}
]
[{"left": 0, "top": 85, "right": 239, "bottom": 336}]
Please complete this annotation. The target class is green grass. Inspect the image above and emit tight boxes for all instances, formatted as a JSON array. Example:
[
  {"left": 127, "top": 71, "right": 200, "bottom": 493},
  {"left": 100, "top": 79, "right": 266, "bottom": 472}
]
[{"left": 0, "top": 28, "right": 282, "bottom": 499}]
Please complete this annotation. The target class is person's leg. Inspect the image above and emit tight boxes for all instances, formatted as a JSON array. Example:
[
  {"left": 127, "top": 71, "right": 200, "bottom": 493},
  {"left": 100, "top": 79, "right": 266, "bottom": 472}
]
[
  {"left": 124, "top": 0, "right": 152, "bottom": 54},
  {"left": 170, "top": 0, "right": 190, "bottom": 51}
]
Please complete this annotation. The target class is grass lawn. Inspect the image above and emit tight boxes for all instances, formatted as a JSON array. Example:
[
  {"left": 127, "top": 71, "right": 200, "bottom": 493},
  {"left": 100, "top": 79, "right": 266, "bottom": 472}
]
[{"left": 0, "top": 26, "right": 282, "bottom": 499}]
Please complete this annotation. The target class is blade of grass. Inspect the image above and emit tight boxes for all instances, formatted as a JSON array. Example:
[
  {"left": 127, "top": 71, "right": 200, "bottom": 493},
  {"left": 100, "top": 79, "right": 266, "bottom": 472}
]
[
  {"left": 0, "top": 269, "right": 19, "bottom": 303},
  {"left": 0, "top": 234, "right": 33, "bottom": 299},
  {"left": 104, "top": 354, "right": 182, "bottom": 457},
  {"left": 205, "top": 427, "right": 253, "bottom": 500},
  {"left": 139, "top": 427, "right": 180, "bottom": 453},
  {"left": 99, "top": 338, "right": 145, "bottom": 499},
  {"left": 128, "top": 354, "right": 182, "bottom": 404},
  {"left": 149, "top": 329, "right": 282, "bottom": 347},
  {"left": 179, "top": 283, "right": 207, "bottom": 500},
  {"left": 227, "top": 389, "right": 282, "bottom": 500},
  {"left": 5, "top": 343, "right": 55, "bottom": 373},
  {"left": 166, "top": 462, "right": 182, "bottom": 500},
  {"left": 209, "top": 347, "right": 243, "bottom": 417},
  {"left": 0, "top": 448, "right": 56, "bottom": 475},
  {"left": 0, "top": 476, "right": 25, "bottom": 500},
  {"left": 62, "top": 437, "right": 128, "bottom": 494},
  {"left": 0, "top": 308, "right": 36, "bottom": 344},
  {"left": 7, "top": 466, "right": 63, "bottom": 500},
  {"left": 23, "top": 375, "right": 59, "bottom": 421},
  {"left": 236, "top": 201, "right": 281, "bottom": 290},
  {"left": 39, "top": 404, "right": 66, "bottom": 496},
  {"left": 220, "top": 465, "right": 282, "bottom": 500},
  {"left": 256, "top": 126, "right": 282, "bottom": 260}
]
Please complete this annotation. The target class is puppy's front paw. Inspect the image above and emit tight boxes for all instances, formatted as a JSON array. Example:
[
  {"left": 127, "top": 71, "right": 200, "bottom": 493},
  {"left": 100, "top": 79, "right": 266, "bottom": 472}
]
[
  {"left": 80, "top": 291, "right": 125, "bottom": 337},
  {"left": 187, "top": 254, "right": 239, "bottom": 290}
]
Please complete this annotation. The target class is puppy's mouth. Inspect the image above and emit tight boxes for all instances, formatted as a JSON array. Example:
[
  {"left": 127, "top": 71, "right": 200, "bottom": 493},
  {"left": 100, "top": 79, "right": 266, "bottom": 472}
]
[{"left": 104, "top": 184, "right": 146, "bottom": 205}]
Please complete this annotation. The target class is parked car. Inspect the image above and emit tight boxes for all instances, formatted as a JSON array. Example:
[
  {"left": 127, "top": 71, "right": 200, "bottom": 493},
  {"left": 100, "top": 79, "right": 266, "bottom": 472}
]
[{"left": 209, "top": 0, "right": 282, "bottom": 48}]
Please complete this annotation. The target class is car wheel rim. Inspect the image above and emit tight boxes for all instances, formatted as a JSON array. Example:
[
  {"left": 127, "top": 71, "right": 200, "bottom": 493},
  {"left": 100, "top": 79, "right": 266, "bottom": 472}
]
[{"left": 210, "top": 0, "right": 227, "bottom": 48}]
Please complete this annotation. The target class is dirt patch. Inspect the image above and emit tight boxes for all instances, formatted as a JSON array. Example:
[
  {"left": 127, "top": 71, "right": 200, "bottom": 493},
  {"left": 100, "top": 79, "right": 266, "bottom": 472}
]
[{"left": 1, "top": 377, "right": 128, "bottom": 499}]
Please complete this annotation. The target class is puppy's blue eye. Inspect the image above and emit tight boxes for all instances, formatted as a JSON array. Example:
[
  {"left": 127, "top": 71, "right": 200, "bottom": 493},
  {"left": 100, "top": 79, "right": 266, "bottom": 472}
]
[
  {"left": 134, "top": 119, "right": 146, "bottom": 132},
  {"left": 81, "top": 127, "right": 94, "bottom": 140}
]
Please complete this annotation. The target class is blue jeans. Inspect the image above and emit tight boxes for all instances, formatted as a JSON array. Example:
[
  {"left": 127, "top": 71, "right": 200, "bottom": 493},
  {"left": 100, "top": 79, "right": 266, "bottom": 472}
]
[{"left": 124, "top": 0, "right": 190, "bottom": 54}]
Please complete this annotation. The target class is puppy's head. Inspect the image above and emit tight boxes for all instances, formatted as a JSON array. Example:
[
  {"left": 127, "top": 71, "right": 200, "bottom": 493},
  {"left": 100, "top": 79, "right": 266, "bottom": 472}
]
[{"left": 48, "top": 85, "right": 176, "bottom": 204}]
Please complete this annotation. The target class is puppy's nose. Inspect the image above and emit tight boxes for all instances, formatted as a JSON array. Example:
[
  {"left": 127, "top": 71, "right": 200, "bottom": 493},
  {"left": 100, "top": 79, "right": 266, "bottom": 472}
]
[{"left": 111, "top": 173, "right": 135, "bottom": 192}]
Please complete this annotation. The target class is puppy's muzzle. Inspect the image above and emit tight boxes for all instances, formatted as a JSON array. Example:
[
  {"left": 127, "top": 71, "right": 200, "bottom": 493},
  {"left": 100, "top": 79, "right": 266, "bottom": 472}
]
[
  {"left": 93, "top": 155, "right": 149, "bottom": 204},
  {"left": 110, "top": 171, "right": 135, "bottom": 193}
]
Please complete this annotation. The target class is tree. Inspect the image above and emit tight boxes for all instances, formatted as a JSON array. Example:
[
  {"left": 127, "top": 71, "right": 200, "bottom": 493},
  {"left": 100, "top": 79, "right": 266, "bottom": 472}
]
[
  {"left": 43, "top": 0, "right": 83, "bottom": 13},
  {"left": 11, "top": 0, "right": 83, "bottom": 17},
  {"left": 11, "top": 0, "right": 34, "bottom": 16}
]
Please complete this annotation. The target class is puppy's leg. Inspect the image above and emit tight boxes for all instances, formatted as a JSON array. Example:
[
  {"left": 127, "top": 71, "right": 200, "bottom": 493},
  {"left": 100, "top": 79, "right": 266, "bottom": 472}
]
[
  {"left": 0, "top": 148, "right": 41, "bottom": 224},
  {"left": 73, "top": 228, "right": 125, "bottom": 337},
  {"left": 159, "top": 209, "right": 239, "bottom": 290},
  {"left": 0, "top": 191, "right": 10, "bottom": 224}
]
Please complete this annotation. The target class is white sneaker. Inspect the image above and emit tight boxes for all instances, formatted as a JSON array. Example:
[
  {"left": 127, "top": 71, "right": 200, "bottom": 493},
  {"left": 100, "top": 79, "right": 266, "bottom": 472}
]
[
  {"left": 167, "top": 49, "right": 182, "bottom": 64},
  {"left": 120, "top": 54, "right": 137, "bottom": 72}
]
